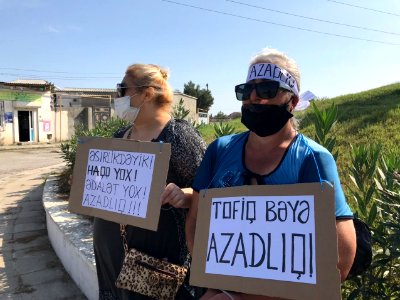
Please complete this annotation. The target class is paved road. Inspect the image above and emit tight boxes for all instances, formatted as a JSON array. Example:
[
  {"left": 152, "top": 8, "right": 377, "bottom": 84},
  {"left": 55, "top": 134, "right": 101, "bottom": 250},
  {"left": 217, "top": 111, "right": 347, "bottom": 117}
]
[
  {"left": 0, "top": 148, "right": 64, "bottom": 180},
  {"left": 0, "top": 148, "right": 87, "bottom": 299}
]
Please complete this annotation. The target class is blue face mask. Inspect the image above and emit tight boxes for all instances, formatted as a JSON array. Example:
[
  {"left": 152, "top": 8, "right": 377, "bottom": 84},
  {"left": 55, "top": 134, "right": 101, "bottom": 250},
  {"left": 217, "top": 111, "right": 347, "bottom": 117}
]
[{"left": 241, "top": 103, "right": 293, "bottom": 137}]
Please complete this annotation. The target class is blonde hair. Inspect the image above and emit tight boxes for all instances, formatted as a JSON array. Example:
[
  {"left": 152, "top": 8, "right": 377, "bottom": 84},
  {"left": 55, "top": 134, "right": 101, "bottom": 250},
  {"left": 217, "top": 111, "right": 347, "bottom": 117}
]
[
  {"left": 249, "top": 48, "right": 301, "bottom": 91},
  {"left": 124, "top": 64, "right": 173, "bottom": 108}
]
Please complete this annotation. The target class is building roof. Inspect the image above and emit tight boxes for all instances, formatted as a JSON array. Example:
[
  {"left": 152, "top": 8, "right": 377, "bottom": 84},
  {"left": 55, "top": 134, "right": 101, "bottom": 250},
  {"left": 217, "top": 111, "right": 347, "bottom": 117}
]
[
  {"left": 173, "top": 91, "right": 197, "bottom": 100},
  {"left": 9, "top": 79, "right": 51, "bottom": 85},
  {"left": 0, "top": 79, "right": 52, "bottom": 92},
  {"left": 56, "top": 87, "right": 116, "bottom": 93}
]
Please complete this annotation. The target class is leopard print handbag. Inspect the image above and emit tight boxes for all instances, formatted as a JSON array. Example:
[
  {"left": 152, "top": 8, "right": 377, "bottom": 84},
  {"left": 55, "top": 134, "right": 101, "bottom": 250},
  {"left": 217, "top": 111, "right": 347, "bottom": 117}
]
[{"left": 115, "top": 225, "right": 188, "bottom": 300}]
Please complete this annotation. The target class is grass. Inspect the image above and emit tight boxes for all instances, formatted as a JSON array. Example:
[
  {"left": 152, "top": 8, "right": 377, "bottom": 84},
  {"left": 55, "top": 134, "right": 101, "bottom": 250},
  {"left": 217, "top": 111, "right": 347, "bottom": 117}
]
[{"left": 198, "top": 118, "right": 246, "bottom": 144}]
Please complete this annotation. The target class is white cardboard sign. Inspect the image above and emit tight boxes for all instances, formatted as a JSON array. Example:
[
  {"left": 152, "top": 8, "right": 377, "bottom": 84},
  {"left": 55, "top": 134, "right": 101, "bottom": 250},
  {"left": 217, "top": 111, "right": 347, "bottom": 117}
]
[
  {"left": 69, "top": 137, "right": 171, "bottom": 231},
  {"left": 190, "top": 183, "right": 341, "bottom": 300}
]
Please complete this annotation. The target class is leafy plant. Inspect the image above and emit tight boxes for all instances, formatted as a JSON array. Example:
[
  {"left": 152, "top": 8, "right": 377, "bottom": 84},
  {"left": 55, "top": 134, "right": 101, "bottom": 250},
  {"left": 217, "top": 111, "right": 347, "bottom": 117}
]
[
  {"left": 191, "top": 120, "right": 203, "bottom": 130},
  {"left": 59, "top": 118, "right": 129, "bottom": 192},
  {"left": 213, "top": 122, "right": 236, "bottom": 138},
  {"left": 343, "top": 150, "right": 400, "bottom": 299},
  {"left": 309, "top": 101, "right": 339, "bottom": 160},
  {"left": 305, "top": 101, "right": 400, "bottom": 299},
  {"left": 172, "top": 98, "right": 190, "bottom": 120},
  {"left": 371, "top": 153, "right": 400, "bottom": 298},
  {"left": 347, "top": 144, "right": 381, "bottom": 222}
]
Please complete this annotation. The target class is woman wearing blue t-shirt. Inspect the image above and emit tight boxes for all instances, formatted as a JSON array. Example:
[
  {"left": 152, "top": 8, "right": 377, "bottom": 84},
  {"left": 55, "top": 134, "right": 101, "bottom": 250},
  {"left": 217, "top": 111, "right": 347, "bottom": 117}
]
[{"left": 186, "top": 48, "right": 356, "bottom": 300}]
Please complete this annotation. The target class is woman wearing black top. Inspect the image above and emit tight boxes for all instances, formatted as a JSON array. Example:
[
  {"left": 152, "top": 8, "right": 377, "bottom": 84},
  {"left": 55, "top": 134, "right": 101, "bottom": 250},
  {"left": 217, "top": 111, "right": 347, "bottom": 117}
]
[{"left": 93, "top": 63, "right": 206, "bottom": 299}]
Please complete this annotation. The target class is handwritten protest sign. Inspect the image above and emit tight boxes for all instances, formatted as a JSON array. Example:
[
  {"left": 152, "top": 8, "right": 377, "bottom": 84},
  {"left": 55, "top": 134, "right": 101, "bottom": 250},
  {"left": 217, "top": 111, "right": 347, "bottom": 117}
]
[
  {"left": 69, "top": 137, "right": 171, "bottom": 231},
  {"left": 190, "top": 183, "right": 341, "bottom": 300}
]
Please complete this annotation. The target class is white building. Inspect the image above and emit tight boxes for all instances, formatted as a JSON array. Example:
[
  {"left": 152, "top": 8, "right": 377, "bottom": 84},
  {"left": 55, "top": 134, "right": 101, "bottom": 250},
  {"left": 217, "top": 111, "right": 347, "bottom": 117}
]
[{"left": 0, "top": 80, "right": 205, "bottom": 146}]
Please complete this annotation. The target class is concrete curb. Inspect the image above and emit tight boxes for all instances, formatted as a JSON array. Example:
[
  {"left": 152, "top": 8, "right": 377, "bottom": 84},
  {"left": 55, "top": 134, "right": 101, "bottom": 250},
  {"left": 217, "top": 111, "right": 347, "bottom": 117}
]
[
  {"left": 0, "top": 143, "right": 62, "bottom": 151},
  {"left": 43, "top": 174, "right": 98, "bottom": 300}
]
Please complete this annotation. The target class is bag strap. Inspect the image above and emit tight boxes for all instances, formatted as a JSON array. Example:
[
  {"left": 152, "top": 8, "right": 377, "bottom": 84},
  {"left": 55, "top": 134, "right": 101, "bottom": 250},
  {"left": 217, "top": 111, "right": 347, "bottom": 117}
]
[
  {"left": 120, "top": 224, "right": 129, "bottom": 255},
  {"left": 120, "top": 223, "right": 190, "bottom": 270}
]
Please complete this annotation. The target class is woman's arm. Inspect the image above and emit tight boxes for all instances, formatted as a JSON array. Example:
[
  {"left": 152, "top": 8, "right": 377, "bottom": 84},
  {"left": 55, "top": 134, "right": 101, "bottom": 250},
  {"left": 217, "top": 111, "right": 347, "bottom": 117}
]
[{"left": 336, "top": 218, "right": 356, "bottom": 281}]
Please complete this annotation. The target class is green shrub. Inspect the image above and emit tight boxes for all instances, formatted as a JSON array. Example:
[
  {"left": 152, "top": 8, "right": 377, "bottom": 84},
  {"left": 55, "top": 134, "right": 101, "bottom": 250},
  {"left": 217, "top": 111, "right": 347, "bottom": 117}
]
[
  {"left": 309, "top": 101, "right": 339, "bottom": 160},
  {"left": 172, "top": 98, "right": 190, "bottom": 120},
  {"left": 305, "top": 102, "right": 400, "bottom": 299},
  {"left": 343, "top": 149, "right": 400, "bottom": 299},
  {"left": 213, "top": 122, "right": 236, "bottom": 138},
  {"left": 59, "top": 118, "right": 129, "bottom": 192}
]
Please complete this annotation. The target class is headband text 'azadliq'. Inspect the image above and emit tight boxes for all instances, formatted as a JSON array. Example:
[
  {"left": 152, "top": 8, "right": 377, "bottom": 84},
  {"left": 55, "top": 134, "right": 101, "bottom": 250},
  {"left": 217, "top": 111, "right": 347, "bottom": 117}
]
[{"left": 246, "top": 63, "right": 299, "bottom": 96}]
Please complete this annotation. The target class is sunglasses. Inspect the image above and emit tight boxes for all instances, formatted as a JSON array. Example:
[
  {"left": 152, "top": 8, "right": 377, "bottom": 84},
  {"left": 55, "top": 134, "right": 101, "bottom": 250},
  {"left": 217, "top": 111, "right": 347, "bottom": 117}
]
[
  {"left": 117, "top": 82, "right": 140, "bottom": 98},
  {"left": 116, "top": 83, "right": 160, "bottom": 97},
  {"left": 235, "top": 81, "right": 290, "bottom": 101}
]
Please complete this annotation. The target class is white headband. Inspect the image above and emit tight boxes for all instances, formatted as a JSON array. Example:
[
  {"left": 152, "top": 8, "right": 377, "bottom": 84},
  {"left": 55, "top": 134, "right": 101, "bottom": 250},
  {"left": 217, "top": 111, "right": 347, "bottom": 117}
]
[{"left": 246, "top": 63, "right": 299, "bottom": 96}]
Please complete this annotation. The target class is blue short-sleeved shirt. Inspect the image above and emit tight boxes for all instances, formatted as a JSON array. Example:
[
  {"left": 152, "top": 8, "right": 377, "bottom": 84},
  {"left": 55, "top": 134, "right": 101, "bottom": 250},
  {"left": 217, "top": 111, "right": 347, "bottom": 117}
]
[{"left": 192, "top": 132, "right": 353, "bottom": 218}]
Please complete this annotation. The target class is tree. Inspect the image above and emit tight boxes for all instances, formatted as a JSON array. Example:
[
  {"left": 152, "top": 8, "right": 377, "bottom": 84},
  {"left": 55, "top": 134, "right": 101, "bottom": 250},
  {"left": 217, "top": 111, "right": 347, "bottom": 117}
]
[
  {"left": 183, "top": 80, "right": 214, "bottom": 112},
  {"left": 229, "top": 112, "right": 242, "bottom": 119},
  {"left": 214, "top": 111, "right": 228, "bottom": 120}
]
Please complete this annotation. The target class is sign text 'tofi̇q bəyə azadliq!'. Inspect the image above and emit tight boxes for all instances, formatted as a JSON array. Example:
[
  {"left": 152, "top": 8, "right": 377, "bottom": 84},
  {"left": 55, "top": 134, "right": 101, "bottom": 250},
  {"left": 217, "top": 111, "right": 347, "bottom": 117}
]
[{"left": 205, "top": 195, "right": 316, "bottom": 284}]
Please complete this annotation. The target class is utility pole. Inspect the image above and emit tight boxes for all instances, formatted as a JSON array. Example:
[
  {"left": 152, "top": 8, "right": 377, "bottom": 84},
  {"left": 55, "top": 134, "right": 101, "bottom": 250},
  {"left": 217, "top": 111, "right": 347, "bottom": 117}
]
[{"left": 59, "top": 94, "right": 62, "bottom": 142}]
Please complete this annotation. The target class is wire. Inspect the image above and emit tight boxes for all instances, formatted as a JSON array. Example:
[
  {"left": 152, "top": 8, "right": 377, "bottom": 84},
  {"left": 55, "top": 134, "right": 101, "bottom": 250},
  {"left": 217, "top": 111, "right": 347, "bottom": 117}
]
[
  {"left": 0, "top": 67, "right": 119, "bottom": 75},
  {"left": 327, "top": 0, "right": 400, "bottom": 17},
  {"left": 227, "top": 0, "right": 400, "bottom": 36},
  {"left": 0, "top": 72, "right": 120, "bottom": 80},
  {"left": 159, "top": 0, "right": 400, "bottom": 45}
]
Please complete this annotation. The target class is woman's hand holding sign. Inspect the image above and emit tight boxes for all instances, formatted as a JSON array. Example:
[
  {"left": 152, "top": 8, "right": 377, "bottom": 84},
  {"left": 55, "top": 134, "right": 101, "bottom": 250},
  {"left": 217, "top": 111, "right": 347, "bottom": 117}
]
[{"left": 160, "top": 183, "right": 193, "bottom": 208}]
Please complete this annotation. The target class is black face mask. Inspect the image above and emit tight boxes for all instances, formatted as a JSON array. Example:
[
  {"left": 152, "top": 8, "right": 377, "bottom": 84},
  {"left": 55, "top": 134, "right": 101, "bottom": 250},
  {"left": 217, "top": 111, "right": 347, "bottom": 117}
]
[{"left": 241, "top": 103, "right": 293, "bottom": 137}]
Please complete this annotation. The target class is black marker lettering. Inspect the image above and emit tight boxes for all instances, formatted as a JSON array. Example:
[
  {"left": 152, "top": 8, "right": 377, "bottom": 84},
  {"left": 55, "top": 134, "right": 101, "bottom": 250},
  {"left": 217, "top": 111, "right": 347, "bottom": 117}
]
[
  {"left": 277, "top": 200, "right": 288, "bottom": 222},
  {"left": 246, "top": 201, "right": 256, "bottom": 224},
  {"left": 249, "top": 233, "right": 265, "bottom": 267},
  {"left": 265, "top": 64, "right": 272, "bottom": 77},
  {"left": 223, "top": 202, "right": 232, "bottom": 219},
  {"left": 288, "top": 201, "right": 299, "bottom": 222},
  {"left": 257, "top": 63, "right": 265, "bottom": 76},
  {"left": 118, "top": 198, "right": 126, "bottom": 213},
  {"left": 212, "top": 201, "right": 222, "bottom": 219},
  {"left": 220, "top": 233, "right": 234, "bottom": 264},
  {"left": 231, "top": 233, "right": 248, "bottom": 268},
  {"left": 265, "top": 201, "right": 277, "bottom": 222},
  {"left": 249, "top": 65, "right": 257, "bottom": 79},
  {"left": 206, "top": 233, "right": 219, "bottom": 262},
  {"left": 82, "top": 193, "right": 90, "bottom": 205},
  {"left": 267, "top": 233, "right": 278, "bottom": 270},
  {"left": 298, "top": 200, "right": 310, "bottom": 224},
  {"left": 291, "top": 234, "right": 306, "bottom": 280},
  {"left": 309, "top": 233, "right": 313, "bottom": 277},
  {"left": 282, "top": 233, "right": 286, "bottom": 272},
  {"left": 232, "top": 200, "right": 240, "bottom": 220}
]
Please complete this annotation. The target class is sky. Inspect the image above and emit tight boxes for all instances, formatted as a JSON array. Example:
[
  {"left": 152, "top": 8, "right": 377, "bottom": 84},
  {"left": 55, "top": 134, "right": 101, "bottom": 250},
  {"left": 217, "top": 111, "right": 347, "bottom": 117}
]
[{"left": 1, "top": 0, "right": 400, "bottom": 115}]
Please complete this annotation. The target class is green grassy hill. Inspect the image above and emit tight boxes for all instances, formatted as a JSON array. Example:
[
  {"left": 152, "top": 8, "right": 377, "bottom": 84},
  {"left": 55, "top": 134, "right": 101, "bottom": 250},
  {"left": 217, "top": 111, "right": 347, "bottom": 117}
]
[{"left": 298, "top": 82, "right": 400, "bottom": 177}]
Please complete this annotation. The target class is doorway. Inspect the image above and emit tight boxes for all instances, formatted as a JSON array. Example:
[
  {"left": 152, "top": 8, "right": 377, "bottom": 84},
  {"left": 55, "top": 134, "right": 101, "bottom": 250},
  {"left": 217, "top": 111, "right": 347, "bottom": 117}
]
[{"left": 18, "top": 110, "right": 33, "bottom": 142}]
